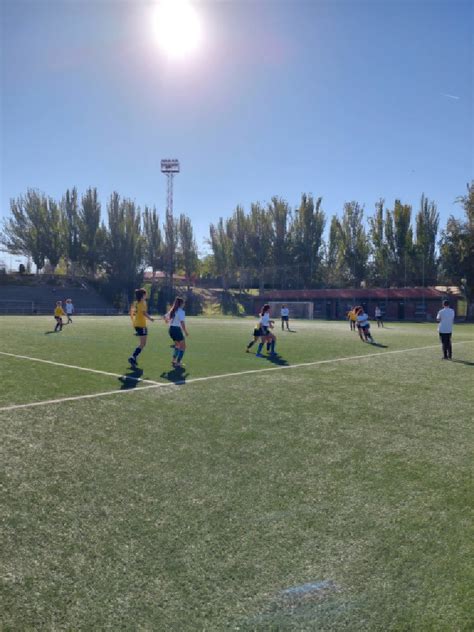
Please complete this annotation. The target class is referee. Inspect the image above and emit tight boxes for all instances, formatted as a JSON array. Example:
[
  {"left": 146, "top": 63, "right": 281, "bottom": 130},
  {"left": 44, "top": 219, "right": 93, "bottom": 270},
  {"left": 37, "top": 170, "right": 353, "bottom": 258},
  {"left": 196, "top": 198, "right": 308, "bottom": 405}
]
[{"left": 436, "top": 299, "right": 455, "bottom": 360}]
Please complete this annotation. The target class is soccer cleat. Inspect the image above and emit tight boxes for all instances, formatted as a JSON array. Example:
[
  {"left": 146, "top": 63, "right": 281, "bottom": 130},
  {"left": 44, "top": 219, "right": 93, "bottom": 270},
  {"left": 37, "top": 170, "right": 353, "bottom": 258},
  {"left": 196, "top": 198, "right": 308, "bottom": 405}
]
[{"left": 255, "top": 353, "right": 264, "bottom": 357}]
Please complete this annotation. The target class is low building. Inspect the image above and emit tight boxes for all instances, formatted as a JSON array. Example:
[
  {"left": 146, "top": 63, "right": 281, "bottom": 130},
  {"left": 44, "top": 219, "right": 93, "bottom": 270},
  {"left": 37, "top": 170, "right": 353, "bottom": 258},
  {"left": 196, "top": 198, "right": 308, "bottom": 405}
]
[{"left": 256, "top": 287, "right": 462, "bottom": 321}]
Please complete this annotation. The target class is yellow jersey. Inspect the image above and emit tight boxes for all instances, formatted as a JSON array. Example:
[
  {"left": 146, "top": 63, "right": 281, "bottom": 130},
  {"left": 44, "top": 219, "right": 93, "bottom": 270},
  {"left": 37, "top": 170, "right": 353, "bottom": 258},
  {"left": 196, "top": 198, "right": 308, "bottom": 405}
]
[
  {"left": 54, "top": 306, "right": 65, "bottom": 318},
  {"left": 132, "top": 300, "right": 147, "bottom": 328}
]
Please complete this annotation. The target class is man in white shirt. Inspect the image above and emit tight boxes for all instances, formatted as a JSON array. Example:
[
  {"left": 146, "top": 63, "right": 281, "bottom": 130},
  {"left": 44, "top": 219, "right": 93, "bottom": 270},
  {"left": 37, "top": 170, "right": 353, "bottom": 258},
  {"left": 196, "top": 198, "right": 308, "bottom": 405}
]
[
  {"left": 280, "top": 305, "right": 290, "bottom": 331},
  {"left": 436, "top": 300, "right": 455, "bottom": 360},
  {"left": 65, "top": 298, "right": 74, "bottom": 324}
]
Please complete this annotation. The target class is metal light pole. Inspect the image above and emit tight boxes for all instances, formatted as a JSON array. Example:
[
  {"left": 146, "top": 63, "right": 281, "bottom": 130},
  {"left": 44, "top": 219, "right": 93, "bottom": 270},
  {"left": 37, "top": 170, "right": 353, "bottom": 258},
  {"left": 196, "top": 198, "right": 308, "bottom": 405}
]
[{"left": 160, "top": 159, "right": 180, "bottom": 214}]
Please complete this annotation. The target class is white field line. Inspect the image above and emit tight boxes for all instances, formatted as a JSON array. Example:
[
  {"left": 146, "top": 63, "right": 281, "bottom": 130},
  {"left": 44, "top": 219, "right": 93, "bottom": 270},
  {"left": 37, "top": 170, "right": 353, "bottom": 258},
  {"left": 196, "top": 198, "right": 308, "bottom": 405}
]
[
  {"left": 0, "top": 384, "right": 164, "bottom": 412},
  {"left": 0, "top": 351, "right": 161, "bottom": 385},
  {"left": 0, "top": 339, "right": 473, "bottom": 413}
]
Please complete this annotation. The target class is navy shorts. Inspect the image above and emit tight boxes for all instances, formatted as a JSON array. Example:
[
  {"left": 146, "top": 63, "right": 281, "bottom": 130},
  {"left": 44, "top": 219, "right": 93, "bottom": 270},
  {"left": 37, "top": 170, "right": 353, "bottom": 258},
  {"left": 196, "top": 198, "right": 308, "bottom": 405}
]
[
  {"left": 261, "top": 325, "right": 271, "bottom": 336},
  {"left": 281, "top": 316, "right": 289, "bottom": 322},
  {"left": 169, "top": 326, "right": 184, "bottom": 342},
  {"left": 135, "top": 327, "right": 148, "bottom": 336},
  {"left": 253, "top": 327, "right": 262, "bottom": 337}
]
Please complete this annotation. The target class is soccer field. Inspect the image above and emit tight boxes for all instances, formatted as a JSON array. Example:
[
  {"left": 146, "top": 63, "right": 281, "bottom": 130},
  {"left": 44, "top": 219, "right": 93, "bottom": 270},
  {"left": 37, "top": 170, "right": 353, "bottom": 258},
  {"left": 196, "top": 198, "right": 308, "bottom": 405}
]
[{"left": 1, "top": 315, "right": 474, "bottom": 630}]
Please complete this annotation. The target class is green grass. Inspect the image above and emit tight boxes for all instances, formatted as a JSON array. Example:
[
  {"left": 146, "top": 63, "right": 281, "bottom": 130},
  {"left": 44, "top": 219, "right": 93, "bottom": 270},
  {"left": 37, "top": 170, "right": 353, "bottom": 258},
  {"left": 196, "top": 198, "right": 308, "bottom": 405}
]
[{"left": 1, "top": 316, "right": 474, "bottom": 630}]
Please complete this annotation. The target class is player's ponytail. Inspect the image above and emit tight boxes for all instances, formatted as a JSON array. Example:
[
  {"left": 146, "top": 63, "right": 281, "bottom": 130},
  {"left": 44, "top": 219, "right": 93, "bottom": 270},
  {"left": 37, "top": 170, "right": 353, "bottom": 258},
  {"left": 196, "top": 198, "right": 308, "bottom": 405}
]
[
  {"left": 260, "top": 304, "right": 270, "bottom": 317},
  {"left": 169, "top": 297, "right": 184, "bottom": 321}
]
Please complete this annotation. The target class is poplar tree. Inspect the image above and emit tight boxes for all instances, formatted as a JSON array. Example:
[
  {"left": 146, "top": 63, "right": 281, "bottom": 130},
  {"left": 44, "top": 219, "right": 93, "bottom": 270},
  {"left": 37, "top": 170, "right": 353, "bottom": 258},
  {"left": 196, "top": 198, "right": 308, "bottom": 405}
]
[
  {"left": 162, "top": 209, "right": 179, "bottom": 291},
  {"left": 414, "top": 194, "right": 439, "bottom": 286},
  {"left": 269, "top": 196, "right": 290, "bottom": 287},
  {"left": 78, "top": 187, "right": 103, "bottom": 275},
  {"left": 1, "top": 189, "right": 48, "bottom": 272},
  {"left": 289, "top": 194, "right": 325, "bottom": 288},
  {"left": 368, "top": 199, "right": 390, "bottom": 286},
  {"left": 208, "top": 218, "right": 233, "bottom": 290},
  {"left": 178, "top": 213, "right": 199, "bottom": 291},
  {"left": 385, "top": 200, "right": 414, "bottom": 286},
  {"left": 105, "top": 192, "right": 143, "bottom": 295},
  {"left": 337, "top": 201, "right": 369, "bottom": 286},
  {"left": 43, "top": 198, "right": 63, "bottom": 271},
  {"left": 247, "top": 202, "right": 273, "bottom": 293},
  {"left": 61, "top": 188, "right": 81, "bottom": 274},
  {"left": 143, "top": 206, "right": 162, "bottom": 276},
  {"left": 439, "top": 182, "right": 474, "bottom": 321}
]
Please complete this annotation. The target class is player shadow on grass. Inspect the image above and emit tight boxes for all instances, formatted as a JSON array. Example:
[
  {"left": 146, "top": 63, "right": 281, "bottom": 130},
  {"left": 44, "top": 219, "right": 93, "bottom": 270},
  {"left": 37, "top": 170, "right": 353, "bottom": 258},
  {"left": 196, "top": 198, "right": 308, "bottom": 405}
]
[
  {"left": 260, "top": 352, "right": 289, "bottom": 366},
  {"left": 451, "top": 359, "right": 474, "bottom": 366},
  {"left": 368, "top": 341, "right": 389, "bottom": 348},
  {"left": 119, "top": 367, "right": 144, "bottom": 390},
  {"left": 159, "top": 365, "right": 188, "bottom": 385},
  {"left": 44, "top": 330, "right": 60, "bottom": 335}
]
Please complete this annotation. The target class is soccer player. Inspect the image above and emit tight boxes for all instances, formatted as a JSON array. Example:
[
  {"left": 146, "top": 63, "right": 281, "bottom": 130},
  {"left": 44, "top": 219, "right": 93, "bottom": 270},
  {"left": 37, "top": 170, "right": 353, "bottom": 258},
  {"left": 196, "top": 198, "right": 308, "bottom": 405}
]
[
  {"left": 128, "top": 288, "right": 155, "bottom": 368},
  {"left": 164, "top": 297, "right": 188, "bottom": 367},
  {"left": 246, "top": 323, "right": 263, "bottom": 352},
  {"left": 436, "top": 299, "right": 455, "bottom": 360},
  {"left": 374, "top": 305, "right": 383, "bottom": 328},
  {"left": 280, "top": 305, "right": 290, "bottom": 331},
  {"left": 356, "top": 307, "right": 373, "bottom": 343},
  {"left": 255, "top": 304, "right": 276, "bottom": 357},
  {"left": 65, "top": 298, "right": 74, "bottom": 324},
  {"left": 54, "top": 301, "right": 66, "bottom": 332},
  {"left": 347, "top": 306, "right": 357, "bottom": 331}
]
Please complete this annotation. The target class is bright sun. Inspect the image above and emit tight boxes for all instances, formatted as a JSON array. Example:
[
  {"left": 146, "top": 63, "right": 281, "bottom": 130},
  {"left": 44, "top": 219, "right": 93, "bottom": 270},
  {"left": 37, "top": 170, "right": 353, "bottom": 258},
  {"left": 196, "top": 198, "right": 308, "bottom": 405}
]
[{"left": 153, "top": 0, "right": 203, "bottom": 59}]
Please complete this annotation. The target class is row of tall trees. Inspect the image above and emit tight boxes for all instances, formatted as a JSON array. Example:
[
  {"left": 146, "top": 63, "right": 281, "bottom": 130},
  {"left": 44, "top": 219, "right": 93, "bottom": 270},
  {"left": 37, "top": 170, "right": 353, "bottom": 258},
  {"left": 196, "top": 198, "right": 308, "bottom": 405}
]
[
  {"left": 209, "top": 193, "right": 442, "bottom": 289},
  {"left": 1, "top": 183, "right": 473, "bottom": 316},
  {"left": 1, "top": 187, "right": 199, "bottom": 296},
  {"left": 207, "top": 184, "right": 473, "bottom": 318}
]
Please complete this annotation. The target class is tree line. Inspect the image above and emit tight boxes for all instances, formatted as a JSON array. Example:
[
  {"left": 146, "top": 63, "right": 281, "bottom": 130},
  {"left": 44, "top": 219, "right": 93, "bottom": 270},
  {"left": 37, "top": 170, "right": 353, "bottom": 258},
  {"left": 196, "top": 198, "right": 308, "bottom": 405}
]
[
  {"left": 1, "top": 187, "right": 199, "bottom": 299},
  {"left": 1, "top": 183, "right": 473, "bottom": 317},
  {"left": 208, "top": 185, "right": 473, "bottom": 315}
]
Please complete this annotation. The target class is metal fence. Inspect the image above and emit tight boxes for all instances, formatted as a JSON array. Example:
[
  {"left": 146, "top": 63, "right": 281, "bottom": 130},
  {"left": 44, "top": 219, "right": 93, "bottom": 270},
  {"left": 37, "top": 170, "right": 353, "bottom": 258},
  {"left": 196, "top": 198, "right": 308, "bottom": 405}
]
[{"left": 0, "top": 301, "right": 120, "bottom": 316}]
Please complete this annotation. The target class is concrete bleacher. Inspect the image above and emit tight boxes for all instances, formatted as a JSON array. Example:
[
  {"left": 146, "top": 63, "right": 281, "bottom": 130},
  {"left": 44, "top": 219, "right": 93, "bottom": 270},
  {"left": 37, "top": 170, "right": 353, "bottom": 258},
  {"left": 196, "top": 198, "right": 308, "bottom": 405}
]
[{"left": 0, "top": 281, "right": 117, "bottom": 315}]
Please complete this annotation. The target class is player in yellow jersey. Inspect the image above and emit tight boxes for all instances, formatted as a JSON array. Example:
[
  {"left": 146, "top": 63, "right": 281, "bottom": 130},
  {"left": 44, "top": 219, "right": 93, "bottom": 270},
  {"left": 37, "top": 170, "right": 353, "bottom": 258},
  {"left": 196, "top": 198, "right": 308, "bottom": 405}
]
[
  {"left": 54, "top": 301, "right": 66, "bottom": 332},
  {"left": 347, "top": 306, "right": 357, "bottom": 331},
  {"left": 128, "top": 288, "right": 155, "bottom": 368}
]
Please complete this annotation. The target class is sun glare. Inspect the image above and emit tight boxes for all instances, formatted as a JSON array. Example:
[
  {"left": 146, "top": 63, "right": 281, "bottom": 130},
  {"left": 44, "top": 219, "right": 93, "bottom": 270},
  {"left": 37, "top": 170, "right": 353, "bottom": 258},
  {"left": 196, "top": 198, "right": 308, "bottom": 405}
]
[{"left": 153, "top": 0, "right": 203, "bottom": 60}]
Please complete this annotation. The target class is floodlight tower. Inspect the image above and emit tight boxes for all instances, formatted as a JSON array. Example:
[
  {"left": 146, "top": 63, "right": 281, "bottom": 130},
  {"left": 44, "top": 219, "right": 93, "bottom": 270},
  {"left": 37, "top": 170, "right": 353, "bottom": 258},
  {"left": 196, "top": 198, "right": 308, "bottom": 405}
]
[{"left": 160, "top": 159, "right": 180, "bottom": 214}]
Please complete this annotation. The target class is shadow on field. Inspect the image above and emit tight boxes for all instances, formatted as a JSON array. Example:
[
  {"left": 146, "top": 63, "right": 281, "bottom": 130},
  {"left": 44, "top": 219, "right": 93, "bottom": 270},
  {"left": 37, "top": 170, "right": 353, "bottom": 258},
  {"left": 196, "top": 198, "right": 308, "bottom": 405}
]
[
  {"left": 369, "top": 341, "right": 389, "bottom": 348},
  {"left": 44, "top": 330, "right": 59, "bottom": 335},
  {"left": 261, "top": 352, "right": 289, "bottom": 367},
  {"left": 160, "top": 365, "right": 188, "bottom": 385},
  {"left": 451, "top": 359, "right": 474, "bottom": 366},
  {"left": 119, "top": 368, "right": 144, "bottom": 390}
]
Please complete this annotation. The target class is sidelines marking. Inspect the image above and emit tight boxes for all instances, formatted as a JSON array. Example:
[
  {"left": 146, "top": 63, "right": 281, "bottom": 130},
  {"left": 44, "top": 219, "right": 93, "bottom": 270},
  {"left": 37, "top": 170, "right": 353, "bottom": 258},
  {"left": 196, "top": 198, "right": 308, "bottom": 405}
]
[
  {"left": 0, "top": 384, "right": 163, "bottom": 412},
  {"left": 0, "top": 340, "right": 472, "bottom": 413},
  {"left": 0, "top": 351, "right": 161, "bottom": 385},
  {"left": 159, "top": 339, "right": 474, "bottom": 385}
]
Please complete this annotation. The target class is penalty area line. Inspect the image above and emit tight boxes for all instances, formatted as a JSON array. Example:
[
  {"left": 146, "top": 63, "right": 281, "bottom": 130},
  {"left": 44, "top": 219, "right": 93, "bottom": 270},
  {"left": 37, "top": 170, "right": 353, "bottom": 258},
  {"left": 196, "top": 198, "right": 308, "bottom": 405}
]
[
  {"left": 1, "top": 339, "right": 472, "bottom": 413},
  {"left": 0, "top": 351, "right": 161, "bottom": 385}
]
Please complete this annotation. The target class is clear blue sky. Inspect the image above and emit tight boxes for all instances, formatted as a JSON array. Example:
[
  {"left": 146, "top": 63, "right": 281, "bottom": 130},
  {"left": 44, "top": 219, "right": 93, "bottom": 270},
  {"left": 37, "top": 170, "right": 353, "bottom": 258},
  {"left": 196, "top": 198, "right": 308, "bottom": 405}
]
[{"left": 1, "top": 0, "right": 473, "bottom": 255}]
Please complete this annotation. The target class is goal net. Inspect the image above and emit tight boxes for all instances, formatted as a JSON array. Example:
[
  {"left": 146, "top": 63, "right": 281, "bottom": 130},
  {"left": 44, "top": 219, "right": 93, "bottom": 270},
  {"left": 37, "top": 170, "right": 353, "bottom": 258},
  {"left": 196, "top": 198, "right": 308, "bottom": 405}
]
[{"left": 267, "top": 301, "right": 314, "bottom": 320}]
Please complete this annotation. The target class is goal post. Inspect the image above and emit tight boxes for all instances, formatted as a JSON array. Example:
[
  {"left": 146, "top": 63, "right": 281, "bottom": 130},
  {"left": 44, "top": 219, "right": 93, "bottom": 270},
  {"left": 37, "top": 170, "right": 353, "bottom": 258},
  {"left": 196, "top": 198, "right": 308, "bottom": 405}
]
[{"left": 267, "top": 301, "right": 314, "bottom": 320}]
